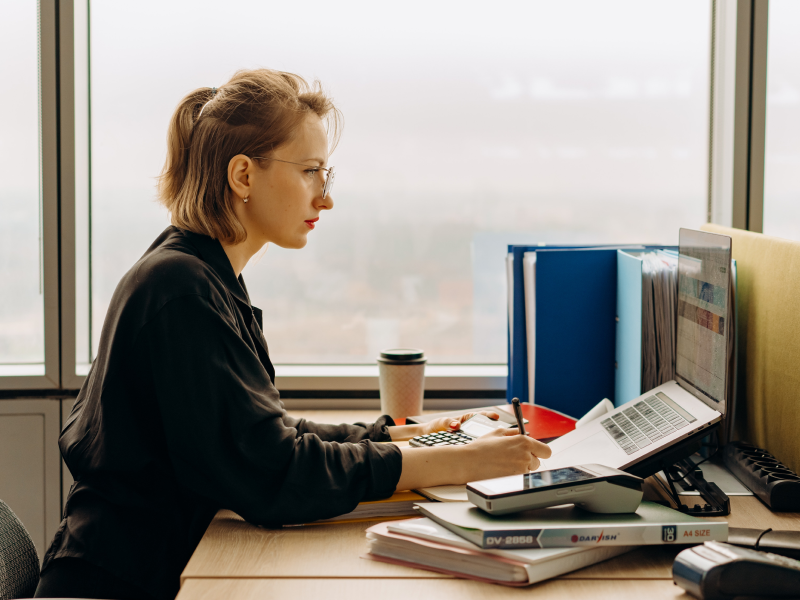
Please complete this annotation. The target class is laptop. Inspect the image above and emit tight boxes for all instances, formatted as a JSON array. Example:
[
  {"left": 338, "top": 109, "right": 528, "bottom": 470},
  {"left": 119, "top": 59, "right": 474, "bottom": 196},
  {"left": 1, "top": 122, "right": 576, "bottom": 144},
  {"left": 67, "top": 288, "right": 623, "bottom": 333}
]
[{"left": 537, "top": 228, "right": 733, "bottom": 478}]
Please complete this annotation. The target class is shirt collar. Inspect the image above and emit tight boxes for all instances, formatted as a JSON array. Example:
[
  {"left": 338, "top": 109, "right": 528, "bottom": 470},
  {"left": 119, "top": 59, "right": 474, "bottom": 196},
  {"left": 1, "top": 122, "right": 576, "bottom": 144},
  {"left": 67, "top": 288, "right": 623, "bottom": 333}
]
[{"left": 175, "top": 227, "right": 252, "bottom": 308}]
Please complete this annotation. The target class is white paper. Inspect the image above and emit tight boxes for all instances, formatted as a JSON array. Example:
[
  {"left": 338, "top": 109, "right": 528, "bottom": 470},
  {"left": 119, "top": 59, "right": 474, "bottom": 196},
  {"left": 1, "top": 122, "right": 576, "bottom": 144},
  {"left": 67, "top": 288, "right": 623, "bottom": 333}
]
[{"left": 523, "top": 252, "right": 537, "bottom": 404}]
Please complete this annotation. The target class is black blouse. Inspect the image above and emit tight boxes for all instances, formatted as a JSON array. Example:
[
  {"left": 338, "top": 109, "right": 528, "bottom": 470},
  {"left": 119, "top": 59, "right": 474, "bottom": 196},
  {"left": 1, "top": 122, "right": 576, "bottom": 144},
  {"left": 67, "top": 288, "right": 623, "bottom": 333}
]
[{"left": 42, "top": 226, "right": 402, "bottom": 600}]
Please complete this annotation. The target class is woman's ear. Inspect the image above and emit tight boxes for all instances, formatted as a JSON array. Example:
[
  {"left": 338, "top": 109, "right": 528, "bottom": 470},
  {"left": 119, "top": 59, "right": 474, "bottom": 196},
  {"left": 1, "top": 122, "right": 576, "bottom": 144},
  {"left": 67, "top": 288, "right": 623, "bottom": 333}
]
[{"left": 227, "top": 155, "right": 252, "bottom": 200}]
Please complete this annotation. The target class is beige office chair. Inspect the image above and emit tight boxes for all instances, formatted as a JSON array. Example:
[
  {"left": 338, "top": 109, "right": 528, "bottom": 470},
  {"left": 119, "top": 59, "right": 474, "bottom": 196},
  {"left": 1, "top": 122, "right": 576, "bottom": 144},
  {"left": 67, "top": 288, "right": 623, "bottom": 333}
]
[{"left": 0, "top": 499, "right": 39, "bottom": 599}]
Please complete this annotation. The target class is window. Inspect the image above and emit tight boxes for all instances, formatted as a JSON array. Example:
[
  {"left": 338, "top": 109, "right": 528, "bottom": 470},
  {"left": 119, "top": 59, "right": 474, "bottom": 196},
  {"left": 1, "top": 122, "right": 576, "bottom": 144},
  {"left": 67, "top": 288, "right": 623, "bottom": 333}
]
[
  {"left": 763, "top": 0, "right": 800, "bottom": 241},
  {"left": 84, "top": 0, "right": 710, "bottom": 369},
  {"left": 0, "top": 2, "right": 44, "bottom": 376}
]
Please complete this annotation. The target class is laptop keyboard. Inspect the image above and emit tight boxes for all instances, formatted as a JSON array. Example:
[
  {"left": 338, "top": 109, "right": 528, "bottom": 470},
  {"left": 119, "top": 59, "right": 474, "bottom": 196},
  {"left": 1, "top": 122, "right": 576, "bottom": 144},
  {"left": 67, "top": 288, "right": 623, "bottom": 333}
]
[{"left": 601, "top": 395, "right": 695, "bottom": 455}]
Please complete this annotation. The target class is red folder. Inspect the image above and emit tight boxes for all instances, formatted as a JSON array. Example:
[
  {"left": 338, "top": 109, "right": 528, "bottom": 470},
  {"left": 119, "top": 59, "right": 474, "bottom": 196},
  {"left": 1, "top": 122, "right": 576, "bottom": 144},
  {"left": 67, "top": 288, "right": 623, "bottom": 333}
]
[
  {"left": 395, "top": 403, "right": 576, "bottom": 441},
  {"left": 497, "top": 403, "right": 576, "bottom": 441}
]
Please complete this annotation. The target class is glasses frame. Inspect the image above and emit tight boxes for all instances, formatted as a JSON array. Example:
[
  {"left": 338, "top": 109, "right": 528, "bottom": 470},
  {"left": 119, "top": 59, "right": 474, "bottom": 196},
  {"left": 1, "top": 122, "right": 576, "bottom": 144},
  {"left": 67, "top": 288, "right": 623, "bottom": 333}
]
[{"left": 250, "top": 156, "right": 335, "bottom": 199}]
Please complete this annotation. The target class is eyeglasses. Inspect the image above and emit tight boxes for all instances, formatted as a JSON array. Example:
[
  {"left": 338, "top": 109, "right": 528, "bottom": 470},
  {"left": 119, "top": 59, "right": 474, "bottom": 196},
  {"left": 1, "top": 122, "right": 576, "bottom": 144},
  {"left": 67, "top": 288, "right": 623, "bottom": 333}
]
[{"left": 250, "top": 156, "right": 335, "bottom": 199}]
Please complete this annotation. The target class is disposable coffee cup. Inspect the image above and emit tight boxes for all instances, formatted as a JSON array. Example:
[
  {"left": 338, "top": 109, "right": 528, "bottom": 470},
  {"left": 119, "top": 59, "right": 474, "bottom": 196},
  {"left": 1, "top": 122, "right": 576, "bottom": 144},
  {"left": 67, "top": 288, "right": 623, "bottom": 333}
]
[{"left": 377, "top": 349, "right": 426, "bottom": 420}]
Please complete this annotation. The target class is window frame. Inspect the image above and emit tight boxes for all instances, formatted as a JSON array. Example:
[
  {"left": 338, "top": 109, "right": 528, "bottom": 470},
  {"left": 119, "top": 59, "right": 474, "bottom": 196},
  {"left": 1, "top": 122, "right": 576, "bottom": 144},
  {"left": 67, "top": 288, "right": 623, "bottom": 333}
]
[
  {"left": 0, "top": 0, "right": 770, "bottom": 400},
  {"left": 2, "top": 0, "right": 62, "bottom": 391}
]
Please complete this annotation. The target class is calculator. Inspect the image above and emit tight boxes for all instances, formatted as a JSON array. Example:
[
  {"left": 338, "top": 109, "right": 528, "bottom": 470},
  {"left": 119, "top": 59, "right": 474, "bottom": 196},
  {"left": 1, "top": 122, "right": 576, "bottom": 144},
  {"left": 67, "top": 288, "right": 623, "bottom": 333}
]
[{"left": 409, "top": 414, "right": 511, "bottom": 447}]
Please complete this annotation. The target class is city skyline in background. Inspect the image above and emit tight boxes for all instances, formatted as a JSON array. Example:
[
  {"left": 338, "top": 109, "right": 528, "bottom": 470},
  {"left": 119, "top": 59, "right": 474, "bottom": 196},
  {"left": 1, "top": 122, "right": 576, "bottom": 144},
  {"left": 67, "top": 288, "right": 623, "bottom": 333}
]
[
  {"left": 83, "top": 1, "right": 710, "bottom": 367},
  {"left": 4, "top": 1, "right": 799, "bottom": 371}
]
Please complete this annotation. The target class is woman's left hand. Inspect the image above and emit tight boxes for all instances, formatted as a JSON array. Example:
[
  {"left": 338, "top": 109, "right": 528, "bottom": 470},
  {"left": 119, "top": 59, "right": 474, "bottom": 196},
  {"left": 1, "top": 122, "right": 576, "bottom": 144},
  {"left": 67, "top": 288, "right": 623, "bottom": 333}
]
[{"left": 419, "top": 411, "right": 501, "bottom": 436}]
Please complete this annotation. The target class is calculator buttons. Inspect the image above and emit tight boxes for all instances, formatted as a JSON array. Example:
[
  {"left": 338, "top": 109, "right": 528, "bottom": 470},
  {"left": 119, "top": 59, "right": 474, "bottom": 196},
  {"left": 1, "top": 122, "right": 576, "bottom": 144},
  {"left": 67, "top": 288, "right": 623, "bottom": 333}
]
[{"left": 410, "top": 430, "right": 478, "bottom": 447}]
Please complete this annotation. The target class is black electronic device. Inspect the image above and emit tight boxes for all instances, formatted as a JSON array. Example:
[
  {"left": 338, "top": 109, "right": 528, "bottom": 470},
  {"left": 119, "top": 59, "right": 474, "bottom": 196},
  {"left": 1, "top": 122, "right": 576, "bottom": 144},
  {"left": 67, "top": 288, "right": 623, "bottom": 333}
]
[
  {"left": 673, "top": 541, "right": 800, "bottom": 599},
  {"left": 409, "top": 414, "right": 510, "bottom": 447},
  {"left": 467, "top": 464, "right": 643, "bottom": 515},
  {"left": 722, "top": 442, "right": 800, "bottom": 512}
]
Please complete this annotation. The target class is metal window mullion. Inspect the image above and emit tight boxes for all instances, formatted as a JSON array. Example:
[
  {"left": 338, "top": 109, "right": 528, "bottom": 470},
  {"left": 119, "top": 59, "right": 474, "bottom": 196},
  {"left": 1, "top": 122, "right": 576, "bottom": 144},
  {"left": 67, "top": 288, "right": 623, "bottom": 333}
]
[
  {"left": 39, "top": 0, "right": 61, "bottom": 389},
  {"left": 59, "top": 0, "right": 83, "bottom": 390},
  {"left": 746, "top": 0, "right": 768, "bottom": 233},
  {"left": 708, "top": 0, "right": 769, "bottom": 233},
  {"left": 731, "top": 0, "right": 754, "bottom": 230}
]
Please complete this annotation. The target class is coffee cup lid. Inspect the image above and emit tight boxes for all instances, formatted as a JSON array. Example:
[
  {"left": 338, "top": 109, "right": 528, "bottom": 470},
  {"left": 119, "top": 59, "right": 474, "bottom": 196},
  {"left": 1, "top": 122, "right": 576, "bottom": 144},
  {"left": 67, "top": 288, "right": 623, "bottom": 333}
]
[{"left": 379, "top": 349, "right": 425, "bottom": 361}]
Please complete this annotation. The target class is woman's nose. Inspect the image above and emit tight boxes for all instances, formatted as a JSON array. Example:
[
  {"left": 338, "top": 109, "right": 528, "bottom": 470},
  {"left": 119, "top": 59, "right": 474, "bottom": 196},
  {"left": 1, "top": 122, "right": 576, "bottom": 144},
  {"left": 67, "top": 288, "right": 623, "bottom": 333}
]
[{"left": 319, "top": 191, "right": 334, "bottom": 210}]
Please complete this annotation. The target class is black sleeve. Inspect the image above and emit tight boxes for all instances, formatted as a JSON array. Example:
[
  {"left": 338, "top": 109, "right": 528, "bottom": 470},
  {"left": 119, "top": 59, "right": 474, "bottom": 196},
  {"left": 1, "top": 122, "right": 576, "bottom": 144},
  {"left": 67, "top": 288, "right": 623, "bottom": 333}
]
[
  {"left": 136, "top": 292, "right": 402, "bottom": 527},
  {"left": 281, "top": 414, "right": 396, "bottom": 443}
]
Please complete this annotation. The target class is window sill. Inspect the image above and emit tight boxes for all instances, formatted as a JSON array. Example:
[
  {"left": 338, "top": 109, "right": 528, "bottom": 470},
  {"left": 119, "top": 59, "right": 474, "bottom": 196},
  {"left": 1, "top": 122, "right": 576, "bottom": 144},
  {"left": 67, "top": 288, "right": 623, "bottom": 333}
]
[{"left": 56, "top": 364, "right": 508, "bottom": 403}]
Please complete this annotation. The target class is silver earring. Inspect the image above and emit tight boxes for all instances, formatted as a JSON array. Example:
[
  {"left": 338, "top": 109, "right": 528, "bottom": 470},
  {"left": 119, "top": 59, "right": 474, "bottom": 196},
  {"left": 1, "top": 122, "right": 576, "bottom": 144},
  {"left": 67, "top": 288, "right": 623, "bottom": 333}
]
[{"left": 243, "top": 197, "right": 249, "bottom": 203}]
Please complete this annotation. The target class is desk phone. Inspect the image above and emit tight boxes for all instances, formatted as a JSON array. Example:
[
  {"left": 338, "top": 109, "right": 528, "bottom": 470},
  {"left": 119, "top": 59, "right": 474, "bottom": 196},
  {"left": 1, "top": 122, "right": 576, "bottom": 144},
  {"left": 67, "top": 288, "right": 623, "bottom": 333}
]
[{"left": 409, "top": 414, "right": 511, "bottom": 447}]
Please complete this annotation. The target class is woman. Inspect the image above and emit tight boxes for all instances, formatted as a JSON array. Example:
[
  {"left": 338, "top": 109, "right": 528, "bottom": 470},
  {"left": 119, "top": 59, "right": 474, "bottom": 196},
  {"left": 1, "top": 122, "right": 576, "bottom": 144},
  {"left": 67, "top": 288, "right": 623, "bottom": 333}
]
[{"left": 36, "top": 69, "right": 551, "bottom": 600}]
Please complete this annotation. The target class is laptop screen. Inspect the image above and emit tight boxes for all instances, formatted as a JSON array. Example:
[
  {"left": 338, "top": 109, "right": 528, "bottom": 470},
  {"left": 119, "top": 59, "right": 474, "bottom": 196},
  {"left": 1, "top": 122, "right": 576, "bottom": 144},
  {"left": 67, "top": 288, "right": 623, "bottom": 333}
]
[{"left": 675, "top": 228, "right": 732, "bottom": 414}]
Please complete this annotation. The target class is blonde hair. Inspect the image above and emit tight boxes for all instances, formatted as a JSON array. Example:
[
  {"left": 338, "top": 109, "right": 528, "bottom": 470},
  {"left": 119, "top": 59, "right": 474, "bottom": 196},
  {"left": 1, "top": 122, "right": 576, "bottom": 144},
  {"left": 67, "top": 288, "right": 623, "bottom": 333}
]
[{"left": 158, "top": 69, "right": 340, "bottom": 243}]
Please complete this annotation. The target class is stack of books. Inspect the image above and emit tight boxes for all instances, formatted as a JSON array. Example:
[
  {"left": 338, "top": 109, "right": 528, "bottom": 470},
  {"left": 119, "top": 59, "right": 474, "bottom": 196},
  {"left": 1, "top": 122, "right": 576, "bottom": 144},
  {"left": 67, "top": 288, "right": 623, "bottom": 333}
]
[{"left": 365, "top": 501, "right": 728, "bottom": 585}]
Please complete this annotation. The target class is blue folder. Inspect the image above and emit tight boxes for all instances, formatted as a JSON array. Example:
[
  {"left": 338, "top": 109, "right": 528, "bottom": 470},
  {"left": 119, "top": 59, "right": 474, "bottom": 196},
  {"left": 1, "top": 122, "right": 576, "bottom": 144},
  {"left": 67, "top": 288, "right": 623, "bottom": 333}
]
[
  {"left": 614, "top": 248, "right": 679, "bottom": 407},
  {"left": 506, "top": 244, "right": 609, "bottom": 409},
  {"left": 507, "top": 244, "right": 675, "bottom": 419},
  {"left": 615, "top": 250, "right": 646, "bottom": 408}
]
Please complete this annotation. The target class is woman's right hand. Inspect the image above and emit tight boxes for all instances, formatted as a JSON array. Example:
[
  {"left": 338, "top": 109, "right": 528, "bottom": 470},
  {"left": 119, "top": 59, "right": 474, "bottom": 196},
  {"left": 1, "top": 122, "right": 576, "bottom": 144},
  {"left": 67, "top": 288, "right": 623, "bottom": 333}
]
[
  {"left": 462, "top": 428, "right": 552, "bottom": 481},
  {"left": 393, "top": 428, "right": 552, "bottom": 491}
]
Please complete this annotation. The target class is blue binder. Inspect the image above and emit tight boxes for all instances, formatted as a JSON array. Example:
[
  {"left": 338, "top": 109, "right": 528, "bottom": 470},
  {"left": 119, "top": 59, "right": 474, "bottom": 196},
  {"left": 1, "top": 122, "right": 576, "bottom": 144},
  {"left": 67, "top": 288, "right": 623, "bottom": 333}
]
[
  {"left": 506, "top": 244, "right": 608, "bottom": 409},
  {"left": 534, "top": 248, "right": 619, "bottom": 418},
  {"left": 507, "top": 244, "right": 675, "bottom": 419}
]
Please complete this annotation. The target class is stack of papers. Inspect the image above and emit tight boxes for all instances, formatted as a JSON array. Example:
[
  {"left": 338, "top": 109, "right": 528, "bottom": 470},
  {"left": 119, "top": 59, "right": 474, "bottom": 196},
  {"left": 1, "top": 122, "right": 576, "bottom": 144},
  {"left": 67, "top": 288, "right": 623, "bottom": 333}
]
[
  {"left": 311, "top": 490, "right": 428, "bottom": 524},
  {"left": 641, "top": 251, "right": 678, "bottom": 392}
]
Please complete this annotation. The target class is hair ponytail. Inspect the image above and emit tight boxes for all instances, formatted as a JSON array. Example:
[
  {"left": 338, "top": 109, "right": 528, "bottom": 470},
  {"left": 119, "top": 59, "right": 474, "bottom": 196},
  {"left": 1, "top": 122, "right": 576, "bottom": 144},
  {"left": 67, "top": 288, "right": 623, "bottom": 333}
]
[
  {"left": 158, "top": 87, "right": 216, "bottom": 207},
  {"left": 157, "top": 70, "right": 336, "bottom": 244}
]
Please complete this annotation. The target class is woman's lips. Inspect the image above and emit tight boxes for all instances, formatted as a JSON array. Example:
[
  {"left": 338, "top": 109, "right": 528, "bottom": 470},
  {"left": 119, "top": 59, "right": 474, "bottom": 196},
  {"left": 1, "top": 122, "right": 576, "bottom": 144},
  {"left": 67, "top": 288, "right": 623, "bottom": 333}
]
[{"left": 305, "top": 218, "right": 319, "bottom": 230}]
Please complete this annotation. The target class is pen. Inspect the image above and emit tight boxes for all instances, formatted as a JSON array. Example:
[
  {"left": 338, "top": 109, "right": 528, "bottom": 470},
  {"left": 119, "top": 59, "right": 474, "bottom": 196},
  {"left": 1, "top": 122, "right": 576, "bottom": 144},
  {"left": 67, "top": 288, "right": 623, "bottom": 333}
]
[{"left": 511, "top": 397, "right": 527, "bottom": 436}]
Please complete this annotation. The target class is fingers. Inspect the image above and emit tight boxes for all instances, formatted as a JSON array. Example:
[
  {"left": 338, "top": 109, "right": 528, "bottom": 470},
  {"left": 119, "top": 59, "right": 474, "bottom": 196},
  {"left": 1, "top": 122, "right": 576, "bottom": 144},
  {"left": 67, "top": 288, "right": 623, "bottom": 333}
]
[
  {"left": 528, "top": 437, "right": 553, "bottom": 459},
  {"left": 423, "top": 418, "right": 450, "bottom": 435},
  {"left": 504, "top": 431, "right": 552, "bottom": 461},
  {"left": 484, "top": 427, "right": 507, "bottom": 437},
  {"left": 518, "top": 435, "right": 551, "bottom": 459},
  {"left": 434, "top": 411, "right": 505, "bottom": 435},
  {"left": 505, "top": 428, "right": 552, "bottom": 459},
  {"left": 457, "top": 412, "right": 475, "bottom": 424},
  {"left": 455, "top": 410, "right": 499, "bottom": 425},
  {"left": 529, "top": 455, "right": 541, "bottom": 472},
  {"left": 476, "top": 411, "right": 500, "bottom": 421}
]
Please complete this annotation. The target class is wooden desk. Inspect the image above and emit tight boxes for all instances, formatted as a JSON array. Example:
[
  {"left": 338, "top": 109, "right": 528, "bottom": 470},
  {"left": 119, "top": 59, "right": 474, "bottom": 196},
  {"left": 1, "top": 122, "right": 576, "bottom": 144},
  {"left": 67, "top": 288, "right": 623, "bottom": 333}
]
[
  {"left": 177, "top": 410, "right": 800, "bottom": 599},
  {"left": 178, "top": 578, "right": 694, "bottom": 600}
]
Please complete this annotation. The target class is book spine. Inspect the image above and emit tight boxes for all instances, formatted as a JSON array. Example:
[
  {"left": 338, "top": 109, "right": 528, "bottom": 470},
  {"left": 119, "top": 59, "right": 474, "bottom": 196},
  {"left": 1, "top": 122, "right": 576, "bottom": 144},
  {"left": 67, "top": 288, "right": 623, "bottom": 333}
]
[
  {"left": 482, "top": 530, "right": 543, "bottom": 549},
  {"left": 537, "top": 522, "right": 727, "bottom": 548},
  {"left": 482, "top": 522, "right": 727, "bottom": 549}
]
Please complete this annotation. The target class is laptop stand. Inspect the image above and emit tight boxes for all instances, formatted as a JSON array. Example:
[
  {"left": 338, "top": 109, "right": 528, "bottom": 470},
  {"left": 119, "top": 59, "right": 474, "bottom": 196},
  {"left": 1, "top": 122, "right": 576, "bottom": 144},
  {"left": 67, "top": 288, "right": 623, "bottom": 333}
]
[
  {"left": 622, "top": 422, "right": 731, "bottom": 516},
  {"left": 663, "top": 457, "right": 730, "bottom": 517}
]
